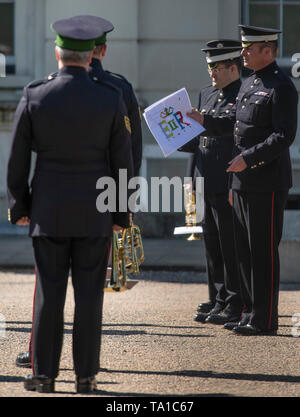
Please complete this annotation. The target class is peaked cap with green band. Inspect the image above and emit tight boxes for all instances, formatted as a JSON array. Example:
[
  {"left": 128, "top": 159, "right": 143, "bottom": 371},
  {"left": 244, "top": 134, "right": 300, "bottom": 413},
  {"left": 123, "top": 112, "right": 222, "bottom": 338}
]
[
  {"left": 94, "top": 17, "right": 114, "bottom": 45},
  {"left": 51, "top": 15, "right": 113, "bottom": 51}
]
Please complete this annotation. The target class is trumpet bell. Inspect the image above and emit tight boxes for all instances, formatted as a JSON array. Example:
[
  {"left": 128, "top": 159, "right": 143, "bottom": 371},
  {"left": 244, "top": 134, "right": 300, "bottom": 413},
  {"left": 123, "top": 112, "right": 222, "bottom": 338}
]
[{"left": 187, "top": 233, "right": 202, "bottom": 241}]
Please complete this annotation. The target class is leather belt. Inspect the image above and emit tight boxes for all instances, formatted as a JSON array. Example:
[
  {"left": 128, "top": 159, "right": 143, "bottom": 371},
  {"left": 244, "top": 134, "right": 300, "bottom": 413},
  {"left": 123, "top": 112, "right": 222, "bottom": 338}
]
[
  {"left": 36, "top": 155, "right": 107, "bottom": 173},
  {"left": 234, "top": 135, "right": 259, "bottom": 147},
  {"left": 200, "top": 137, "right": 219, "bottom": 148}
]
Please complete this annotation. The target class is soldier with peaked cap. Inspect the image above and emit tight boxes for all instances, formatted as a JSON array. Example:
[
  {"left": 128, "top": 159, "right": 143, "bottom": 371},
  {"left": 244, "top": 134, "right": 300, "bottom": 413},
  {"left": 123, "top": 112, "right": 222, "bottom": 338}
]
[
  {"left": 15, "top": 15, "right": 142, "bottom": 370},
  {"left": 188, "top": 25, "right": 298, "bottom": 335},
  {"left": 87, "top": 16, "right": 143, "bottom": 178},
  {"left": 180, "top": 40, "right": 243, "bottom": 325},
  {"left": 7, "top": 15, "right": 133, "bottom": 393}
]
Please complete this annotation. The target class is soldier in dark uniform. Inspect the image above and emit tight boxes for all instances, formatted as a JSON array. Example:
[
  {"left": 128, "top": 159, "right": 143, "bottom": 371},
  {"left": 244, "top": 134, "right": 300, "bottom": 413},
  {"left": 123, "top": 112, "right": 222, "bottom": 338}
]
[
  {"left": 181, "top": 40, "right": 243, "bottom": 325},
  {"left": 7, "top": 16, "right": 133, "bottom": 393},
  {"left": 188, "top": 26, "right": 298, "bottom": 335},
  {"left": 88, "top": 18, "right": 143, "bottom": 177},
  {"left": 15, "top": 15, "right": 143, "bottom": 370}
]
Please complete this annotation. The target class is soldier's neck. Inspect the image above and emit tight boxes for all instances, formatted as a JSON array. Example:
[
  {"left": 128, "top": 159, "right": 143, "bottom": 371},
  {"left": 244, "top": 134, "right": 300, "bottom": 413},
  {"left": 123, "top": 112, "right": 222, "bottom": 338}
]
[
  {"left": 252, "top": 58, "right": 276, "bottom": 72},
  {"left": 58, "top": 61, "right": 89, "bottom": 71},
  {"left": 218, "top": 74, "right": 240, "bottom": 90}
]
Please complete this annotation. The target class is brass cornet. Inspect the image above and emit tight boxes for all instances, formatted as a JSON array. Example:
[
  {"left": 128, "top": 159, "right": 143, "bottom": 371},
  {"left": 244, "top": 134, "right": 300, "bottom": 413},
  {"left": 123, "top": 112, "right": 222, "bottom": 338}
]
[
  {"left": 184, "top": 184, "right": 202, "bottom": 241},
  {"left": 105, "top": 214, "right": 144, "bottom": 292}
]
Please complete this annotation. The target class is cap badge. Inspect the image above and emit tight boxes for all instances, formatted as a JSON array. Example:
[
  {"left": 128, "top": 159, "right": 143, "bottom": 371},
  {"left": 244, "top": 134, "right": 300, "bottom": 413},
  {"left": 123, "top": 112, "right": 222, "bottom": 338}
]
[{"left": 217, "top": 43, "right": 223, "bottom": 48}]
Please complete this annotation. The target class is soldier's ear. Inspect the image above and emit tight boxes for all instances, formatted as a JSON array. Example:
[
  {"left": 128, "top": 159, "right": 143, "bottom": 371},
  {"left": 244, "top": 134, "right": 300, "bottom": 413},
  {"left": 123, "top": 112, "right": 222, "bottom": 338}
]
[
  {"left": 55, "top": 47, "right": 60, "bottom": 63},
  {"left": 87, "top": 50, "right": 94, "bottom": 65},
  {"left": 101, "top": 44, "right": 107, "bottom": 58}
]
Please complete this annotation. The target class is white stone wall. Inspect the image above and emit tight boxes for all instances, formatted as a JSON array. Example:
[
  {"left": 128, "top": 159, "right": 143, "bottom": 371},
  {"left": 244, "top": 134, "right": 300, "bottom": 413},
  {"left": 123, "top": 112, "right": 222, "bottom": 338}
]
[{"left": 44, "top": 0, "right": 139, "bottom": 87}]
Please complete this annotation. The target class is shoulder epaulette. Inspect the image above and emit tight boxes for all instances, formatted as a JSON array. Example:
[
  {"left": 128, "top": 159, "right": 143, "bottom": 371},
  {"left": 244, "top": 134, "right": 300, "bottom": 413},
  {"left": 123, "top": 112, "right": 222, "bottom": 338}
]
[
  {"left": 47, "top": 72, "right": 58, "bottom": 81},
  {"left": 105, "top": 70, "right": 131, "bottom": 86},
  {"left": 27, "top": 72, "right": 58, "bottom": 89},
  {"left": 91, "top": 75, "right": 121, "bottom": 94}
]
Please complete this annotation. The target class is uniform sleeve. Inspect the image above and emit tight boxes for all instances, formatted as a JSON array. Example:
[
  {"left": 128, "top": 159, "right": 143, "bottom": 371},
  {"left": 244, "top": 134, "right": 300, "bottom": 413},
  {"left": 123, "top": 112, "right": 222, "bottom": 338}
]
[
  {"left": 202, "top": 109, "right": 236, "bottom": 136},
  {"left": 6, "top": 90, "right": 32, "bottom": 224},
  {"left": 178, "top": 137, "right": 199, "bottom": 153},
  {"left": 241, "top": 82, "right": 298, "bottom": 168},
  {"left": 178, "top": 91, "right": 203, "bottom": 153},
  {"left": 109, "top": 95, "right": 134, "bottom": 228},
  {"left": 126, "top": 86, "right": 143, "bottom": 177}
]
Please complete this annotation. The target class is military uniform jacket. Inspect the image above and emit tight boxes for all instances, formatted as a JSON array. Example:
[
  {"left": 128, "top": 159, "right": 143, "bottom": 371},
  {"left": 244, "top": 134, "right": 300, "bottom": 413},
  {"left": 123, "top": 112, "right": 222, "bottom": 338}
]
[
  {"left": 89, "top": 59, "right": 142, "bottom": 177},
  {"left": 203, "top": 61, "right": 298, "bottom": 191},
  {"left": 181, "top": 79, "right": 241, "bottom": 193},
  {"left": 7, "top": 65, "right": 134, "bottom": 236}
]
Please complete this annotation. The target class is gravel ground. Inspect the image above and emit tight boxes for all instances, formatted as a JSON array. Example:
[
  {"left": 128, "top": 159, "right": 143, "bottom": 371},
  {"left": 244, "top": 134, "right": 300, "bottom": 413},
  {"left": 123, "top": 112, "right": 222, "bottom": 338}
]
[{"left": 0, "top": 269, "right": 299, "bottom": 398}]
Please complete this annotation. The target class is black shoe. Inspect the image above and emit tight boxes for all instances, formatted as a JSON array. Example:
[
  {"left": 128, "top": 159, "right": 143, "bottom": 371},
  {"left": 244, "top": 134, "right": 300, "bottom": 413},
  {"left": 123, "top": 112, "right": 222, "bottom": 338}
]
[
  {"left": 75, "top": 376, "right": 97, "bottom": 393},
  {"left": 16, "top": 351, "right": 31, "bottom": 368},
  {"left": 224, "top": 313, "right": 250, "bottom": 330},
  {"left": 24, "top": 374, "right": 55, "bottom": 393},
  {"left": 194, "top": 312, "right": 210, "bottom": 322},
  {"left": 233, "top": 324, "right": 277, "bottom": 336},
  {"left": 224, "top": 321, "right": 241, "bottom": 330},
  {"left": 194, "top": 305, "right": 223, "bottom": 323},
  {"left": 197, "top": 301, "right": 214, "bottom": 313},
  {"left": 206, "top": 310, "right": 241, "bottom": 325}
]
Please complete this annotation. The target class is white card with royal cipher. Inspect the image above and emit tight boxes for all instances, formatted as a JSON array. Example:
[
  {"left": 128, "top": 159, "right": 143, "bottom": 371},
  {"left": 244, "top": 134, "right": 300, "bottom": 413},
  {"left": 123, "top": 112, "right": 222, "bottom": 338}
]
[{"left": 143, "top": 88, "right": 205, "bottom": 157}]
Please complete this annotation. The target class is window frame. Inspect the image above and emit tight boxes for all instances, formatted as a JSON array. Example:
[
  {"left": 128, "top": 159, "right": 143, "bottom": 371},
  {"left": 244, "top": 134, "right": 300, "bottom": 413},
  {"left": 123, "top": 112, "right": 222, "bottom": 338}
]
[
  {"left": 0, "top": 0, "right": 15, "bottom": 73},
  {"left": 242, "top": 0, "right": 300, "bottom": 60},
  {"left": 0, "top": 0, "right": 45, "bottom": 89}
]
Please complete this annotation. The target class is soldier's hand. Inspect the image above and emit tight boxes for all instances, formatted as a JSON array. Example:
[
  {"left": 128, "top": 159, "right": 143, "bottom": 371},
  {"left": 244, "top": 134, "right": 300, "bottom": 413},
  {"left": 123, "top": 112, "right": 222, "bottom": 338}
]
[
  {"left": 227, "top": 154, "right": 247, "bottom": 173},
  {"left": 186, "top": 109, "right": 204, "bottom": 126},
  {"left": 16, "top": 216, "right": 30, "bottom": 226},
  {"left": 228, "top": 189, "right": 233, "bottom": 207}
]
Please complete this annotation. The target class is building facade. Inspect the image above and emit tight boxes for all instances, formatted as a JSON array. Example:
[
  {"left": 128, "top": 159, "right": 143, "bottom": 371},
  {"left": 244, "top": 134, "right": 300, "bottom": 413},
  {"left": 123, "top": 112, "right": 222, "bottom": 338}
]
[{"left": 0, "top": 0, "right": 299, "bottom": 235}]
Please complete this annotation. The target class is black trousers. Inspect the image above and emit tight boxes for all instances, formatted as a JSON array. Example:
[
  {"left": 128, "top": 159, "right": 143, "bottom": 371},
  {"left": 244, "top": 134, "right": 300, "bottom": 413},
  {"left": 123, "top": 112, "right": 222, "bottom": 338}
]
[
  {"left": 232, "top": 190, "right": 288, "bottom": 330},
  {"left": 31, "top": 236, "right": 110, "bottom": 378},
  {"left": 203, "top": 192, "right": 242, "bottom": 313}
]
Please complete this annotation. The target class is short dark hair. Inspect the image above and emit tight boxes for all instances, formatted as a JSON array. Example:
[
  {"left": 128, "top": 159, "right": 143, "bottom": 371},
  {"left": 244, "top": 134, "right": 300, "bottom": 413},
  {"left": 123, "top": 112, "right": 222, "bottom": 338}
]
[
  {"left": 93, "top": 44, "right": 105, "bottom": 57},
  {"left": 258, "top": 41, "right": 278, "bottom": 57},
  {"left": 222, "top": 57, "right": 242, "bottom": 72}
]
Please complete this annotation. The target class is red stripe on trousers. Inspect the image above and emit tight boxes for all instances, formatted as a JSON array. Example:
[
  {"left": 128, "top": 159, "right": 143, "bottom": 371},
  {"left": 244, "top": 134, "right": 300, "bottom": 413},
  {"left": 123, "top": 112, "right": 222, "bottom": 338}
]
[
  {"left": 30, "top": 265, "right": 37, "bottom": 374},
  {"left": 268, "top": 192, "right": 275, "bottom": 329}
]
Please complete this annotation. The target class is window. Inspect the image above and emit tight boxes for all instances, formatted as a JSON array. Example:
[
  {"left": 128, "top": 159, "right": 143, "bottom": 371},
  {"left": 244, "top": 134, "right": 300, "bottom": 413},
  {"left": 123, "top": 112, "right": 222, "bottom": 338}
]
[
  {"left": 242, "top": 0, "right": 300, "bottom": 62},
  {"left": 0, "top": 0, "right": 15, "bottom": 74}
]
